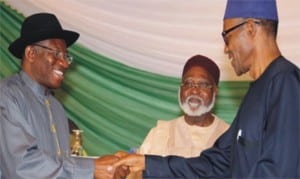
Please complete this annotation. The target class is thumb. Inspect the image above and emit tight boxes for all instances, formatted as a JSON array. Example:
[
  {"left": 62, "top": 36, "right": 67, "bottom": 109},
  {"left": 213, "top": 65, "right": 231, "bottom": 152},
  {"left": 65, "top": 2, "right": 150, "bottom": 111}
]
[{"left": 115, "top": 150, "right": 129, "bottom": 158}]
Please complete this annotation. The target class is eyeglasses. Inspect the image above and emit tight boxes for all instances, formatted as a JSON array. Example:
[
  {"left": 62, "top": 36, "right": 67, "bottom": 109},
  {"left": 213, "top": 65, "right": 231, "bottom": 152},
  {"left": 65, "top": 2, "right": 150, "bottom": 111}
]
[
  {"left": 32, "top": 44, "right": 73, "bottom": 65},
  {"left": 222, "top": 21, "right": 248, "bottom": 45},
  {"left": 181, "top": 81, "right": 213, "bottom": 90},
  {"left": 222, "top": 20, "right": 261, "bottom": 45}
]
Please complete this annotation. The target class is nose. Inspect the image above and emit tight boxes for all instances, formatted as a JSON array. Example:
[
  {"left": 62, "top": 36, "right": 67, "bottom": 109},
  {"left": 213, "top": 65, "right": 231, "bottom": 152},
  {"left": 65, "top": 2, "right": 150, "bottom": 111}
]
[
  {"left": 190, "top": 86, "right": 201, "bottom": 95},
  {"left": 58, "top": 57, "right": 70, "bottom": 69}
]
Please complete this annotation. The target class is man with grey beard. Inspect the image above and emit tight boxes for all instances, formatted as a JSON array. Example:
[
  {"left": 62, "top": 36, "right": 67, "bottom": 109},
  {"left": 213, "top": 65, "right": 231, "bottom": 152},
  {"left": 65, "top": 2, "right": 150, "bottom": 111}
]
[
  {"left": 124, "top": 54, "right": 229, "bottom": 179},
  {"left": 138, "top": 54, "right": 229, "bottom": 157}
]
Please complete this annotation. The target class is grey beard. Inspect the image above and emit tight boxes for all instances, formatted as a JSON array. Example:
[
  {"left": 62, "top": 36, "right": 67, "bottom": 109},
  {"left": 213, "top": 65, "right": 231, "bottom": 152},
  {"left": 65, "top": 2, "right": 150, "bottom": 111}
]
[{"left": 178, "top": 89, "right": 216, "bottom": 117}]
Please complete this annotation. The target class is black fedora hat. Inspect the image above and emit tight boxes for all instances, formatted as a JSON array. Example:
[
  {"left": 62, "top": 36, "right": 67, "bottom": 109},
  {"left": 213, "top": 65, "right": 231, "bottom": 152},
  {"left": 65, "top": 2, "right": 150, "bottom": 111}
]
[{"left": 9, "top": 13, "right": 79, "bottom": 59}]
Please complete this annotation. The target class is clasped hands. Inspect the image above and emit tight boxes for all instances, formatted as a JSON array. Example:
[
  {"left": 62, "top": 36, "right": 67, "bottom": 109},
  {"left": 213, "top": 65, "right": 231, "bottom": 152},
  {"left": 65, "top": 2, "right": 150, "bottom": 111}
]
[{"left": 94, "top": 151, "right": 145, "bottom": 179}]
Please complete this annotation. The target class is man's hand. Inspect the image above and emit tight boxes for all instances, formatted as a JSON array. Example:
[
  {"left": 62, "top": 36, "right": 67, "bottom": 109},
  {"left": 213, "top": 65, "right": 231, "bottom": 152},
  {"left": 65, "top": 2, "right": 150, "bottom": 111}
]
[
  {"left": 113, "top": 153, "right": 146, "bottom": 173},
  {"left": 94, "top": 155, "right": 129, "bottom": 179}
]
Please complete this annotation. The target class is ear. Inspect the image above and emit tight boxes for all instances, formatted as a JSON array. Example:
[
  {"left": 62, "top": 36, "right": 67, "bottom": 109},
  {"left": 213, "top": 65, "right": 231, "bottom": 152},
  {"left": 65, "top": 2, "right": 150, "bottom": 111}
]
[
  {"left": 246, "top": 19, "right": 258, "bottom": 38},
  {"left": 214, "top": 85, "right": 218, "bottom": 95},
  {"left": 24, "top": 45, "right": 36, "bottom": 63}
]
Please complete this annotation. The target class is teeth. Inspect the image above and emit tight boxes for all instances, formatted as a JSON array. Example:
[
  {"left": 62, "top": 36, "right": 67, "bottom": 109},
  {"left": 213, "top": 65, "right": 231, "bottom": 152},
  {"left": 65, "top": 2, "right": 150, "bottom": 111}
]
[
  {"left": 188, "top": 99, "right": 201, "bottom": 108},
  {"left": 189, "top": 102, "right": 199, "bottom": 108},
  {"left": 54, "top": 70, "right": 63, "bottom": 76}
]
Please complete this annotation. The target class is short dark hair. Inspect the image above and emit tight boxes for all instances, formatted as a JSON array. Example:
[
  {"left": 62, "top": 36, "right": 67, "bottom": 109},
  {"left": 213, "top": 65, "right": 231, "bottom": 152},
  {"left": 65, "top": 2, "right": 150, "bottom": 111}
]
[{"left": 254, "top": 18, "right": 278, "bottom": 38}]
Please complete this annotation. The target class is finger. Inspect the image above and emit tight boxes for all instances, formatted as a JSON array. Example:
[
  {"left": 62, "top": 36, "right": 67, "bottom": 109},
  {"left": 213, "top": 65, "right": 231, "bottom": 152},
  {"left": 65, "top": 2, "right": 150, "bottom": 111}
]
[
  {"left": 113, "top": 158, "right": 124, "bottom": 167},
  {"left": 95, "top": 155, "right": 120, "bottom": 170},
  {"left": 99, "top": 155, "right": 120, "bottom": 163},
  {"left": 94, "top": 171, "right": 113, "bottom": 179},
  {"left": 113, "top": 168, "right": 130, "bottom": 179},
  {"left": 95, "top": 164, "right": 111, "bottom": 170},
  {"left": 122, "top": 165, "right": 129, "bottom": 171},
  {"left": 114, "top": 151, "right": 129, "bottom": 158},
  {"left": 116, "top": 165, "right": 130, "bottom": 177}
]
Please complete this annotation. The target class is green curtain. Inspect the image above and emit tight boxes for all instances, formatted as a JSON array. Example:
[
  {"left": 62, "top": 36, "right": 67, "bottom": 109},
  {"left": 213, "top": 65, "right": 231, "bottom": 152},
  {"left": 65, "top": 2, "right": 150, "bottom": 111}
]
[{"left": 0, "top": 2, "right": 249, "bottom": 155}]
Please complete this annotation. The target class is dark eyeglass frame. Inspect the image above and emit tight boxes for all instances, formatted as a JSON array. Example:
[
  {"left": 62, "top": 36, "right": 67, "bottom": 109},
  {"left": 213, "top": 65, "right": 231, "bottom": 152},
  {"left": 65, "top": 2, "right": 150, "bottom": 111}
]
[
  {"left": 222, "top": 20, "right": 261, "bottom": 45},
  {"left": 32, "top": 44, "right": 73, "bottom": 65}
]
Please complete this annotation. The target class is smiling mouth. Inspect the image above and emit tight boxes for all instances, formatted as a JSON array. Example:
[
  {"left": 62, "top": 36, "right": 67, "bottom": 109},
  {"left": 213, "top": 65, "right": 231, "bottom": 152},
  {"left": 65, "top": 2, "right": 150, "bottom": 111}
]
[
  {"left": 188, "top": 97, "right": 202, "bottom": 110},
  {"left": 53, "top": 69, "right": 64, "bottom": 79}
]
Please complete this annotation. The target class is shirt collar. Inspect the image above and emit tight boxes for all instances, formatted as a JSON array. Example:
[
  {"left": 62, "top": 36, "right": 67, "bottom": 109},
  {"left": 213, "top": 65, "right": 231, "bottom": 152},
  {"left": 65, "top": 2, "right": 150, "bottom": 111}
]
[{"left": 19, "top": 71, "right": 52, "bottom": 98}]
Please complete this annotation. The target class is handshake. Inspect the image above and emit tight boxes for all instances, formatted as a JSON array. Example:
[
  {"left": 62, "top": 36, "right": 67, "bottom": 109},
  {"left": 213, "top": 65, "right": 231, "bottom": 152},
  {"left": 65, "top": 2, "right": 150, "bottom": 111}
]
[{"left": 94, "top": 151, "right": 145, "bottom": 179}]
